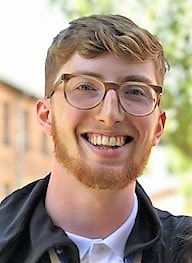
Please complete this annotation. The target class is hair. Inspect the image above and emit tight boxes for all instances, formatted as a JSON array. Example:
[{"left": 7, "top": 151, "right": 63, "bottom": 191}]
[{"left": 45, "top": 14, "right": 169, "bottom": 97}]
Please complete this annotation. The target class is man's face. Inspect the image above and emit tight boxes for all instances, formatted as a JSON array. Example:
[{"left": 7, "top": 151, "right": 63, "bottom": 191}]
[{"left": 48, "top": 53, "right": 165, "bottom": 190}]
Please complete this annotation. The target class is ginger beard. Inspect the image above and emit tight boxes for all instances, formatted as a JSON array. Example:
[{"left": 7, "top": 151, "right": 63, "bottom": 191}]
[{"left": 52, "top": 116, "right": 154, "bottom": 190}]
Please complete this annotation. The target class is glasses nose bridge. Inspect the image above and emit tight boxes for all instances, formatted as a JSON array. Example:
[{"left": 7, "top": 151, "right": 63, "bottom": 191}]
[
  {"left": 102, "top": 82, "right": 121, "bottom": 100},
  {"left": 95, "top": 82, "right": 125, "bottom": 125},
  {"left": 99, "top": 82, "right": 124, "bottom": 115},
  {"left": 97, "top": 81, "right": 125, "bottom": 114}
]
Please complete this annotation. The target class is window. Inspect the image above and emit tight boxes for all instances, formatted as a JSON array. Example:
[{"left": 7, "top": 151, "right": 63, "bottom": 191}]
[
  {"left": 16, "top": 109, "right": 30, "bottom": 151},
  {"left": 23, "top": 110, "right": 29, "bottom": 150},
  {"left": 2, "top": 102, "right": 10, "bottom": 145}
]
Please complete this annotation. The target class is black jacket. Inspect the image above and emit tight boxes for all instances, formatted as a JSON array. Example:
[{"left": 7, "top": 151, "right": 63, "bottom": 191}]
[{"left": 0, "top": 175, "right": 191, "bottom": 263}]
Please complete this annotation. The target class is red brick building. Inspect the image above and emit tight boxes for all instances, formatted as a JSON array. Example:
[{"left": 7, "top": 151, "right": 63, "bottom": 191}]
[{"left": 0, "top": 80, "right": 53, "bottom": 200}]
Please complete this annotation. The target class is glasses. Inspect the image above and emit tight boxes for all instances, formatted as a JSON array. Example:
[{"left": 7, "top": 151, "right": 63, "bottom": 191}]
[{"left": 47, "top": 73, "right": 162, "bottom": 116}]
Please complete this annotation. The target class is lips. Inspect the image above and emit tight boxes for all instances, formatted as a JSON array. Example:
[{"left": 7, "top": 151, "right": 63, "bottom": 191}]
[{"left": 83, "top": 133, "right": 134, "bottom": 147}]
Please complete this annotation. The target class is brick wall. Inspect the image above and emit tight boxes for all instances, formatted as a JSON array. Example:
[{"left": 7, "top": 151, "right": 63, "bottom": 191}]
[{"left": 0, "top": 81, "right": 53, "bottom": 200}]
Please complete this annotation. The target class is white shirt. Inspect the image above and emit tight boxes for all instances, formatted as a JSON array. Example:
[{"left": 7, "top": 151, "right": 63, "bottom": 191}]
[{"left": 65, "top": 194, "right": 138, "bottom": 263}]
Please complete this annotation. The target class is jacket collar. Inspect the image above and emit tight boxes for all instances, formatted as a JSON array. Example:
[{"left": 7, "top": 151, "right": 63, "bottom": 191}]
[{"left": 124, "top": 182, "right": 162, "bottom": 257}]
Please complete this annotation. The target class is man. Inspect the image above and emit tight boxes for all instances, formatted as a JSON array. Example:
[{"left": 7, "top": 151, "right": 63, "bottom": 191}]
[{"left": 0, "top": 14, "right": 191, "bottom": 263}]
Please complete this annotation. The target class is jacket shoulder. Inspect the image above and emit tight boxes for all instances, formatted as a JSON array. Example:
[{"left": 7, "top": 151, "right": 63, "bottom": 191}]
[
  {"left": 0, "top": 175, "right": 49, "bottom": 207},
  {"left": 156, "top": 208, "right": 192, "bottom": 262},
  {"left": 156, "top": 207, "right": 192, "bottom": 226},
  {"left": 0, "top": 175, "right": 50, "bottom": 261},
  {"left": 155, "top": 207, "right": 192, "bottom": 244}
]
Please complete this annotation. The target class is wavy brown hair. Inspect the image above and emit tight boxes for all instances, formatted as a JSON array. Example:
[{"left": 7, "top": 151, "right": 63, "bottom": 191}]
[{"left": 45, "top": 14, "right": 169, "bottom": 97}]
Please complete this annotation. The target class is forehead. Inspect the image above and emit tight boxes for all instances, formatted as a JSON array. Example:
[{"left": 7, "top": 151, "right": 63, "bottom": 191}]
[{"left": 55, "top": 52, "right": 157, "bottom": 84}]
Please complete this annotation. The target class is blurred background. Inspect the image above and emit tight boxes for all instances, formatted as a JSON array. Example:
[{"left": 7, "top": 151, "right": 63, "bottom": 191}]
[{"left": 0, "top": 0, "right": 192, "bottom": 215}]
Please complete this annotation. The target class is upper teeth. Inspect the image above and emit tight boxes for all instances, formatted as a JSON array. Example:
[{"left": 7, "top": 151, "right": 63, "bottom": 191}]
[{"left": 88, "top": 135, "right": 125, "bottom": 147}]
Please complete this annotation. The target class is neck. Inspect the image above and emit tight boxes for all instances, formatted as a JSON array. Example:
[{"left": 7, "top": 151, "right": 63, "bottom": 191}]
[{"left": 45, "top": 162, "right": 136, "bottom": 239}]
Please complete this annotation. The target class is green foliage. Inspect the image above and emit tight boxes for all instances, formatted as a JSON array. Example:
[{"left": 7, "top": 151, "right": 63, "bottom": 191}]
[
  {"left": 143, "top": 0, "right": 192, "bottom": 167},
  {"left": 49, "top": 0, "right": 116, "bottom": 19},
  {"left": 167, "top": 146, "right": 192, "bottom": 173},
  {"left": 49, "top": 0, "right": 192, "bottom": 171},
  {"left": 181, "top": 174, "right": 192, "bottom": 214}
]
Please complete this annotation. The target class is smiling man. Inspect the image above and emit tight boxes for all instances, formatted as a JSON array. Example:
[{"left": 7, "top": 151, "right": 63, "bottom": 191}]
[{"left": 0, "top": 14, "right": 191, "bottom": 263}]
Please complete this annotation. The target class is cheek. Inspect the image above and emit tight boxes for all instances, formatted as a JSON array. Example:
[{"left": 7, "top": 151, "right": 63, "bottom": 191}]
[
  {"left": 133, "top": 117, "right": 158, "bottom": 143},
  {"left": 54, "top": 104, "right": 89, "bottom": 135}
]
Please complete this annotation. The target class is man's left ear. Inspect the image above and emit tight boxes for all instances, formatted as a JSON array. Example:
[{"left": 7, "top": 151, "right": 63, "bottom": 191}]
[{"left": 153, "top": 110, "right": 166, "bottom": 146}]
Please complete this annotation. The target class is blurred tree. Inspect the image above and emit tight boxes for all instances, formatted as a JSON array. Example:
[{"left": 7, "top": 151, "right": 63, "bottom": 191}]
[
  {"left": 49, "top": 0, "right": 115, "bottom": 18},
  {"left": 49, "top": 0, "right": 192, "bottom": 171},
  {"left": 141, "top": 0, "right": 192, "bottom": 171}
]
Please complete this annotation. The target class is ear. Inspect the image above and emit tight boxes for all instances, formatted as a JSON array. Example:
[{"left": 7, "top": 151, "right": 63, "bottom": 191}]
[
  {"left": 36, "top": 99, "right": 52, "bottom": 135},
  {"left": 153, "top": 110, "right": 166, "bottom": 146}
]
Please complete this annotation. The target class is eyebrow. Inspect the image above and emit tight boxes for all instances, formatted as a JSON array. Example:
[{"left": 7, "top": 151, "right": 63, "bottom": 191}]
[
  {"left": 72, "top": 71, "right": 103, "bottom": 79},
  {"left": 71, "top": 71, "right": 154, "bottom": 84},
  {"left": 120, "top": 75, "right": 153, "bottom": 84}
]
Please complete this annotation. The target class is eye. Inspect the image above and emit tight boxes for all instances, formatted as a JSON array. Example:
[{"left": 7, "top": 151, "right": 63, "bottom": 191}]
[
  {"left": 76, "top": 83, "right": 97, "bottom": 91},
  {"left": 126, "top": 87, "right": 146, "bottom": 97}
]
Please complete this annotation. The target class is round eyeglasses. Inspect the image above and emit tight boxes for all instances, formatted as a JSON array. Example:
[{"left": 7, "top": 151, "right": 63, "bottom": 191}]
[{"left": 47, "top": 73, "right": 162, "bottom": 116}]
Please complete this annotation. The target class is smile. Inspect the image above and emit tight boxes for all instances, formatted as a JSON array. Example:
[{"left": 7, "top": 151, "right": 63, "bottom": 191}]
[{"left": 83, "top": 134, "right": 134, "bottom": 147}]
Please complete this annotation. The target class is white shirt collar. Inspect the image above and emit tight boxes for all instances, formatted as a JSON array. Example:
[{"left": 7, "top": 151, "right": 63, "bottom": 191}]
[{"left": 66, "top": 193, "right": 138, "bottom": 260}]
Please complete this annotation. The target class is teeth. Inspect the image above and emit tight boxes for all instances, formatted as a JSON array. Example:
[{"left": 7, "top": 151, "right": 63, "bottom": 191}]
[
  {"left": 102, "top": 136, "right": 109, "bottom": 145},
  {"left": 109, "top": 137, "right": 116, "bottom": 146},
  {"left": 90, "top": 136, "right": 96, "bottom": 145},
  {"left": 97, "top": 135, "right": 102, "bottom": 145},
  {"left": 116, "top": 137, "right": 121, "bottom": 146},
  {"left": 88, "top": 135, "right": 126, "bottom": 147}
]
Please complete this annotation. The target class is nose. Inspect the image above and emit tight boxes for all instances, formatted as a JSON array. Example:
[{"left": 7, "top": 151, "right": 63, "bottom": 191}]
[{"left": 95, "top": 89, "right": 125, "bottom": 126}]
